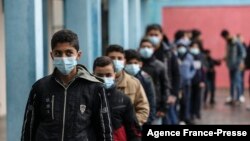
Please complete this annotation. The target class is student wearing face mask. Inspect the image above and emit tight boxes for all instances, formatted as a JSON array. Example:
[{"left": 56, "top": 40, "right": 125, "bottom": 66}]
[
  {"left": 105, "top": 45, "right": 149, "bottom": 126},
  {"left": 189, "top": 41, "right": 205, "bottom": 121},
  {"left": 93, "top": 56, "right": 141, "bottom": 141},
  {"left": 124, "top": 49, "right": 156, "bottom": 125},
  {"left": 138, "top": 38, "right": 171, "bottom": 125},
  {"left": 145, "top": 24, "right": 180, "bottom": 125},
  {"left": 176, "top": 43, "right": 196, "bottom": 125},
  {"left": 21, "top": 30, "right": 112, "bottom": 141}
]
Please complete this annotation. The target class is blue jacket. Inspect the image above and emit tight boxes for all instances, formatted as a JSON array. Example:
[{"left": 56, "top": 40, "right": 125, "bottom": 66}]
[
  {"left": 178, "top": 53, "right": 196, "bottom": 87},
  {"left": 191, "top": 54, "right": 205, "bottom": 84},
  {"left": 226, "top": 38, "right": 246, "bottom": 70}
]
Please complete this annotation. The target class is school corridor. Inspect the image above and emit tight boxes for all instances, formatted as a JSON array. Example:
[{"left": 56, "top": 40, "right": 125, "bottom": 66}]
[{"left": 1, "top": 89, "right": 250, "bottom": 141}]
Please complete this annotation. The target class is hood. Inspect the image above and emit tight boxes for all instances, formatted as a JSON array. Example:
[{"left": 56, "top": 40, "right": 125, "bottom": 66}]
[{"left": 76, "top": 64, "right": 103, "bottom": 83}]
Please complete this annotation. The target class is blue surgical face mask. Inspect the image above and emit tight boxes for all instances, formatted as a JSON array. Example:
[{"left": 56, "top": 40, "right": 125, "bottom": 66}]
[
  {"left": 53, "top": 57, "right": 77, "bottom": 75},
  {"left": 113, "top": 60, "right": 124, "bottom": 73},
  {"left": 189, "top": 48, "right": 200, "bottom": 55},
  {"left": 102, "top": 77, "right": 115, "bottom": 89},
  {"left": 177, "top": 47, "right": 187, "bottom": 54},
  {"left": 139, "top": 48, "right": 154, "bottom": 59},
  {"left": 124, "top": 64, "right": 140, "bottom": 76},
  {"left": 148, "top": 36, "right": 161, "bottom": 46}
]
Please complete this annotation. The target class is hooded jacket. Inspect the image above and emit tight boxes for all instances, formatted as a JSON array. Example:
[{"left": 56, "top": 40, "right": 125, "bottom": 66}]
[
  {"left": 21, "top": 65, "right": 113, "bottom": 141},
  {"left": 105, "top": 86, "right": 141, "bottom": 141},
  {"left": 115, "top": 71, "right": 149, "bottom": 125}
]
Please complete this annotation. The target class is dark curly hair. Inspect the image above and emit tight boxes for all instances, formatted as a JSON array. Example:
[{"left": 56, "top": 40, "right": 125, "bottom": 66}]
[{"left": 51, "top": 29, "right": 79, "bottom": 51}]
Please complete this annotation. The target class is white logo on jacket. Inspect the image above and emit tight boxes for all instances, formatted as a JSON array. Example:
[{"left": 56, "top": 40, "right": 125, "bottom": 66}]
[{"left": 80, "top": 104, "right": 86, "bottom": 114}]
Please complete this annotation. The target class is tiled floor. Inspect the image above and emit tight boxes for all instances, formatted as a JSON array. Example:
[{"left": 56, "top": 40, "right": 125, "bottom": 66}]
[
  {"left": 196, "top": 89, "right": 250, "bottom": 124},
  {"left": 0, "top": 89, "right": 250, "bottom": 140}
]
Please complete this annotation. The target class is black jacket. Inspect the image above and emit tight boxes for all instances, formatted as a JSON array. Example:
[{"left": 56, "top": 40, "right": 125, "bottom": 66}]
[
  {"left": 191, "top": 54, "right": 205, "bottom": 84},
  {"left": 141, "top": 57, "right": 171, "bottom": 112},
  {"left": 154, "top": 42, "right": 180, "bottom": 97},
  {"left": 106, "top": 86, "right": 141, "bottom": 141},
  {"left": 21, "top": 65, "right": 113, "bottom": 141},
  {"left": 135, "top": 71, "right": 156, "bottom": 124}
]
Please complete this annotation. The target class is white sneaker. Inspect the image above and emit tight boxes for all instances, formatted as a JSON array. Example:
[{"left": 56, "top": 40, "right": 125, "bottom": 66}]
[
  {"left": 226, "top": 97, "right": 232, "bottom": 102},
  {"left": 239, "top": 95, "right": 245, "bottom": 103},
  {"left": 179, "top": 121, "right": 186, "bottom": 125}
]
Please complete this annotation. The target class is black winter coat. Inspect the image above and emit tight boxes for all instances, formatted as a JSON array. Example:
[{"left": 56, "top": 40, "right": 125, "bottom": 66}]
[{"left": 21, "top": 65, "right": 113, "bottom": 141}]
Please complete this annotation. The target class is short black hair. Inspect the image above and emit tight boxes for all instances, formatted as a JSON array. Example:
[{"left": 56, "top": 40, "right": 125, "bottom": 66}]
[
  {"left": 139, "top": 37, "right": 153, "bottom": 47},
  {"left": 125, "top": 49, "right": 141, "bottom": 62},
  {"left": 174, "top": 30, "right": 185, "bottom": 42},
  {"left": 221, "top": 29, "right": 229, "bottom": 38},
  {"left": 105, "top": 44, "right": 124, "bottom": 55},
  {"left": 145, "top": 24, "right": 163, "bottom": 34},
  {"left": 93, "top": 56, "right": 115, "bottom": 72},
  {"left": 192, "top": 29, "right": 201, "bottom": 39},
  {"left": 51, "top": 29, "right": 79, "bottom": 51}
]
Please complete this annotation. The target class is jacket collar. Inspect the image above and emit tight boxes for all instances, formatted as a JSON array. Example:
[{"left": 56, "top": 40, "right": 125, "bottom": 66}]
[
  {"left": 52, "top": 64, "right": 102, "bottom": 83},
  {"left": 115, "top": 70, "right": 127, "bottom": 88}
]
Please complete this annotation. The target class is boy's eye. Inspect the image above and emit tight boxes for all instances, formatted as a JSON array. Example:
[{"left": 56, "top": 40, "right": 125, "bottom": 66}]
[
  {"left": 66, "top": 51, "right": 73, "bottom": 57},
  {"left": 106, "top": 73, "right": 112, "bottom": 77},
  {"left": 54, "top": 52, "right": 61, "bottom": 57}
]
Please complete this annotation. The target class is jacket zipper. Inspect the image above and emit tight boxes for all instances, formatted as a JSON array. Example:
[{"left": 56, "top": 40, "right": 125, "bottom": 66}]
[
  {"left": 51, "top": 95, "right": 55, "bottom": 120},
  {"left": 55, "top": 78, "right": 76, "bottom": 141}
]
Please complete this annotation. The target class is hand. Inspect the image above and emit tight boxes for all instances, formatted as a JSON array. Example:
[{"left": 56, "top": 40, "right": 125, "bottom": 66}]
[
  {"left": 167, "top": 95, "right": 177, "bottom": 104},
  {"left": 239, "top": 62, "right": 245, "bottom": 71},
  {"left": 156, "top": 111, "right": 165, "bottom": 117},
  {"left": 199, "top": 82, "right": 206, "bottom": 88}
]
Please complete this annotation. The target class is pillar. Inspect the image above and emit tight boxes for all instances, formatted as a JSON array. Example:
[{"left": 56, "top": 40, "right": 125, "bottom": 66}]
[
  {"left": 108, "top": 0, "right": 129, "bottom": 49},
  {"left": 128, "top": 0, "right": 142, "bottom": 49},
  {"left": 64, "top": 0, "right": 102, "bottom": 70},
  {"left": 4, "top": 0, "right": 44, "bottom": 140}
]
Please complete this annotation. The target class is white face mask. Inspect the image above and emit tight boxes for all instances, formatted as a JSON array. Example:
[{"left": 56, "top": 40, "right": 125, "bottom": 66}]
[
  {"left": 112, "top": 60, "right": 124, "bottom": 73},
  {"left": 53, "top": 57, "right": 77, "bottom": 75},
  {"left": 178, "top": 47, "right": 187, "bottom": 54},
  {"left": 139, "top": 48, "right": 154, "bottom": 59},
  {"left": 190, "top": 48, "right": 200, "bottom": 55},
  {"left": 148, "top": 36, "right": 161, "bottom": 46},
  {"left": 124, "top": 64, "right": 140, "bottom": 76},
  {"left": 101, "top": 77, "right": 115, "bottom": 89}
]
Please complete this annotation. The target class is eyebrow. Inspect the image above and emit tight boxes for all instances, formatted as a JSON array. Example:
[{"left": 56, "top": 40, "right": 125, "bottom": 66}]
[{"left": 53, "top": 49, "right": 75, "bottom": 52}]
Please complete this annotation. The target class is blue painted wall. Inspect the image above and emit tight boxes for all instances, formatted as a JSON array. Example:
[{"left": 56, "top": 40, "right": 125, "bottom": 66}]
[
  {"left": 4, "top": 0, "right": 37, "bottom": 140},
  {"left": 64, "top": 0, "right": 102, "bottom": 70}
]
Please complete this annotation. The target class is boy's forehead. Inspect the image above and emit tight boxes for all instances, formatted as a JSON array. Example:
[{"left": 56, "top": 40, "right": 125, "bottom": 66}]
[
  {"left": 108, "top": 51, "right": 124, "bottom": 56},
  {"left": 95, "top": 65, "right": 114, "bottom": 73},
  {"left": 53, "top": 42, "right": 77, "bottom": 51},
  {"left": 129, "top": 58, "right": 140, "bottom": 63}
]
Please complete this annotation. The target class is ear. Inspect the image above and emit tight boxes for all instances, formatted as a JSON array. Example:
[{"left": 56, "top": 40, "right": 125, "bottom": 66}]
[
  {"left": 139, "top": 61, "right": 143, "bottom": 68},
  {"left": 50, "top": 52, "right": 54, "bottom": 60},
  {"left": 76, "top": 51, "right": 82, "bottom": 61}
]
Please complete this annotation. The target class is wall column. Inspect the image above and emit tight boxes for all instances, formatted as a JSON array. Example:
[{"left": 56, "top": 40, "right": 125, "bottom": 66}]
[
  {"left": 4, "top": 0, "right": 44, "bottom": 140},
  {"left": 108, "top": 0, "right": 129, "bottom": 49},
  {"left": 64, "top": 0, "right": 102, "bottom": 70}
]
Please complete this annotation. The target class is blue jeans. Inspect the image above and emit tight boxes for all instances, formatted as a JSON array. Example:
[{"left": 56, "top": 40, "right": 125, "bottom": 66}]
[
  {"left": 180, "top": 85, "right": 191, "bottom": 121},
  {"left": 229, "top": 69, "right": 242, "bottom": 100},
  {"left": 162, "top": 104, "right": 179, "bottom": 125}
]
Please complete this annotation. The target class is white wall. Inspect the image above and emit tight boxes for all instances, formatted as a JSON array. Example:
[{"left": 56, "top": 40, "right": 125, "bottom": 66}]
[{"left": 0, "top": 0, "right": 7, "bottom": 117}]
